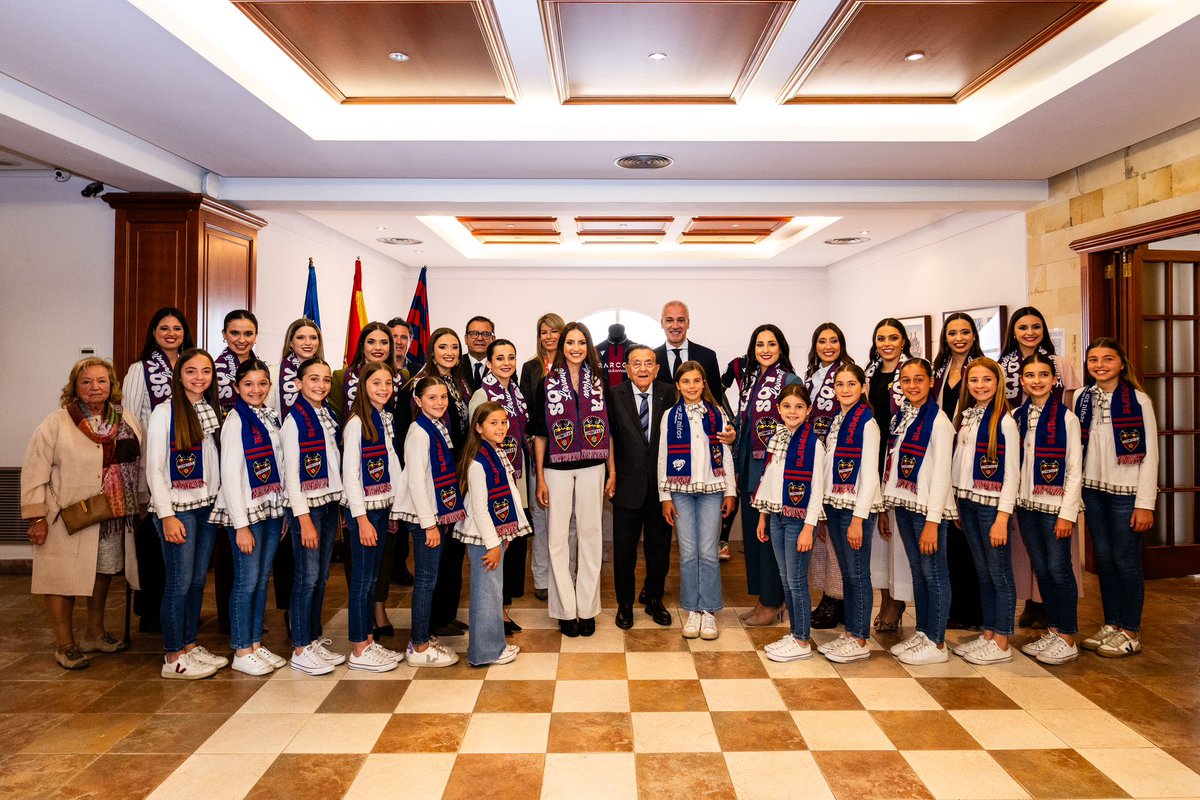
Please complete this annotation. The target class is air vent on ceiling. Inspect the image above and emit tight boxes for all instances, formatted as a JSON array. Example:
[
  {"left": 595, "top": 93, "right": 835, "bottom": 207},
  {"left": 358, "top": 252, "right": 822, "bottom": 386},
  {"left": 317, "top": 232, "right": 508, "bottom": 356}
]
[
  {"left": 615, "top": 154, "right": 673, "bottom": 170},
  {"left": 824, "top": 236, "right": 871, "bottom": 245},
  {"left": 376, "top": 237, "right": 423, "bottom": 246}
]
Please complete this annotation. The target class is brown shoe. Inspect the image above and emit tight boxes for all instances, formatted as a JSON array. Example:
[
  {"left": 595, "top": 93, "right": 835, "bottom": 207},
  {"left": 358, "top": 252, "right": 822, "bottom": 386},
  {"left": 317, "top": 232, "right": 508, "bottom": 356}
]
[
  {"left": 55, "top": 646, "right": 90, "bottom": 670},
  {"left": 744, "top": 604, "right": 786, "bottom": 627},
  {"left": 79, "top": 633, "right": 129, "bottom": 654}
]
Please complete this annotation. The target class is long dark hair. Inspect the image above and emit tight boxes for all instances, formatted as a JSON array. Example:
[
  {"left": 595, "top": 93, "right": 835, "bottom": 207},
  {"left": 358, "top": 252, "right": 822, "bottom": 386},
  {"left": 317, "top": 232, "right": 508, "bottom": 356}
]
[
  {"left": 833, "top": 363, "right": 869, "bottom": 407},
  {"left": 349, "top": 361, "right": 395, "bottom": 443},
  {"left": 457, "top": 401, "right": 507, "bottom": 495},
  {"left": 349, "top": 321, "right": 395, "bottom": 372},
  {"left": 805, "top": 322, "right": 854, "bottom": 379},
  {"left": 413, "top": 327, "right": 468, "bottom": 393},
  {"left": 933, "top": 312, "right": 985, "bottom": 373},
  {"left": 1002, "top": 306, "right": 1055, "bottom": 357},
  {"left": 742, "top": 324, "right": 795, "bottom": 377},
  {"left": 550, "top": 322, "right": 604, "bottom": 378},
  {"left": 866, "top": 317, "right": 912, "bottom": 364},
  {"left": 1083, "top": 337, "right": 1145, "bottom": 392},
  {"left": 139, "top": 307, "right": 195, "bottom": 361},
  {"left": 169, "top": 348, "right": 218, "bottom": 450}
]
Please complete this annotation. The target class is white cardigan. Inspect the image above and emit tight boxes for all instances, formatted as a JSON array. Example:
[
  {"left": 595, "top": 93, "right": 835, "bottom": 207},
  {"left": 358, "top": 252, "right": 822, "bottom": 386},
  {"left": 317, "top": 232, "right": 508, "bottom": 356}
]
[
  {"left": 1079, "top": 387, "right": 1159, "bottom": 510},
  {"left": 280, "top": 410, "right": 343, "bottom": 515},
  {"left": 341, "top": 413, "right": 406, "bottom": 519},
  {"left": 882, "top": 404, "right": 956, "bottom": 524},
  {"left": 145, "top": 402, "right": 220, "bottom": 516},
  {"left": 950, "top": 408, "right": 1021, "bottom": 514}
]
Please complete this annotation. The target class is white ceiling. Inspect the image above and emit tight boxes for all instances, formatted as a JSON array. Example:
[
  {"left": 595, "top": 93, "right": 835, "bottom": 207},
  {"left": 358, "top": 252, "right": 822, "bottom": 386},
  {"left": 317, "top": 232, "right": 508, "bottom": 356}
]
[{"left": 1, "top": 0, "right": 1198, "bottom": 268}]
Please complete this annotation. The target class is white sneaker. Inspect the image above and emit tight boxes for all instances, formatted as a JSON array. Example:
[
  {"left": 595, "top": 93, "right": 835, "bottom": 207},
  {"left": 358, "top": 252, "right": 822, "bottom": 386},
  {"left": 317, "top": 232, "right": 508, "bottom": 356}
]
[
  {"left": 682, "top": 611, "right": 702, "bottom": 639},
  {"left": 312, "top": 638, "right": 346, "bottom": 666},
  {"left": 1097, "top": 631, "right": 1142, "bottom": 659},
  {"left": 1020, "top": 632, "right": 1060, "bottom": 657},
  {"left": 290, "top": 644, "right": 336, "bottom": 676},
  {"left": 825, "top": 638, "right": 872, "bottom": 664},
  {"left": 764, "top": 634, "right": 795, "bottom": 655},
  {"left": 1081, "top": 625, "right": 1119, "bottom": 651},
  {"left": 254, "top": 646, "right": 287, "bottom": 669},
  {"left": 405, "top": 641, "right": 459, "bottom": 668},
  {"left": 766, "top": 635, "right": 812, "bottom": 662},
  {"left": 231, "top": 651, "right": 274, "bottom": 676},
  {"left": 700, "top": 612, "right": 719, "bottom": 640},
  {"left": 817, "top": 635, "right": 851, "bottom": 655},
  {"left": 963, "top": 638, "right": 1014, "bottom": 665},
  {"left": 889, "top": 631, "right": 927, "bottom": 656},
  {"left": 161, "top": 651, "right": 216, "bottom": 680},
  {"left": 952, "top": 635, "right": 988, "bottom": 658},
  {"left": 369, "top": 641, "right": 405, "bottom": 664},
  {"left": 188, "top": 645, "right": 229, "bottom": 669},
  {"left": 896, "top": 639, "right": 949, "bottom": 665},
  {"left": 1037, "top": 637, "right": 1080, "bottom": 665},
  {"left": 490, "top": 644, "right": 520, "bottom": 665},
  {"left": 349, "top": 644, "right": 399, "bottom": 673}
]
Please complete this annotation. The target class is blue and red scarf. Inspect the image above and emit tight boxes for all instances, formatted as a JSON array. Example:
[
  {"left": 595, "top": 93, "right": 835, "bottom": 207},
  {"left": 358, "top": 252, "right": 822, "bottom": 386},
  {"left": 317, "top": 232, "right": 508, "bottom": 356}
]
[
  {"left": 739, "top": 363, "right": 787, "bottom": 460},
  {"left": 358, "top": 408, "right": 392, "bottom": 497},
  {"left": 233, "top": 399, "right": 281, "bottom": 499},
  {"left": 780, "top": 424, "right": 818, "bottom": 519},
  {"left": 1076, "top": 382, "right": 1147, "bottom": 466},
  {"left": 969, "top": 405, "right": 1006, "bottom": 493},
  {"left": 142, "top": 349, "right": 173, "bottom": 409},
  {"left": 663, "top": 400, "right": 725, "bottom": 487},
  {"left": 289, "top": 395, "right": 334, "bottom": 493},
  {"left": 806, "top": 364, "right": 839, "bottom": 441},
  {"left": 214, "top": 348, "right": 243, "bottom": 415},
  {"left": 416, "top": 414, "right": 466, "bottom": 524},
  {"left": 830, "top": 403, "right": 872, "bottom": 495},
  {"left": 168, "top": 405, "right": 205, "bottom": 490},
  {"left": 278, "top": 352, "right": 302, "bottom": 417},
  {"left": 544, "top": 365, "right": 611, "bottom": 464},
  {"left": 1014, "top": 395, "right": 1068, "bottom": 496},
  {"left": 887, "top": 400, "right": 938, "bottom": 494},
  {"left": 476, "top": 441, "right": 523, "bottom": 539},
  {"left": 480, "top": 371, "right": 529, "bottom": 478}
]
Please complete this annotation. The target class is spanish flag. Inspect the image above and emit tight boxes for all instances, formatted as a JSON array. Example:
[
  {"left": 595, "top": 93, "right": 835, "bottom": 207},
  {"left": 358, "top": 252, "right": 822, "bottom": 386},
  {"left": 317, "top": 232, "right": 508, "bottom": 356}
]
[{"left": 343, "top": 257, "right": 367, "bottom": 367}]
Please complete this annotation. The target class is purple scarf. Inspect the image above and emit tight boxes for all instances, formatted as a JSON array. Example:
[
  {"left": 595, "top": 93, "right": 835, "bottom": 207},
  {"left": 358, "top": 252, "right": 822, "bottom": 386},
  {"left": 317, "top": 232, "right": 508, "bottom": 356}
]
[
  {"left": 168, "top": 405, "right": 205, "bottom": 490},
  {"left": 739, "top": 363, "right": 787, "bottom": 460},
  {"left": 278, "top": 352, "right": 302, "bottom": 416},
  {"left": 476, "top": 441, "right": 522, "bottom": 539},
  {"left": 969, "top": 405, "right": 1006, "bottom": 493},
  {"left": 663, "top": 400, "right": 725, "bottom": 487},
  {"left": 142, "top": 349, "right": 173, "bottom": 409},
  {"left": 544, "top": 365, "right": 611, "bottom": 464},
  {"left": 416, "top": 414, "right": 466, "bottom": 524},
  {"left": 234, "top": 399, "right": 281, "bottom": 499},
  {"left": 1077, "top": 383, "right": 1147, "bottom": 466},
  {"left": 864, "top": 355, "right": 908, "bottom": 416},
  {"left": 359, "top": 408, "right": 392, "bottom": 497},
  {"left": 481, "top": 371, "right": 529, "bottom": 478},
  {"left": 214, "top": 348, "right": 242, "bottom": 414},
  {"left": 831, "top": 403, "right": 872, "bottom": 495},
  {"left": 806, "top": 364, "right": 839, "bottom": 441},
  {"left": 1014, "top": 395, "right": 1068, "bottom": 496},
  {"left": 289, "top": 395, "right": 333, "bottom": 493},
  {"left": 887, "top": 400, "right": 938, "bottom": 494},
  {"left": 780, "top": 424, "right": 818, "bottom": 519}
]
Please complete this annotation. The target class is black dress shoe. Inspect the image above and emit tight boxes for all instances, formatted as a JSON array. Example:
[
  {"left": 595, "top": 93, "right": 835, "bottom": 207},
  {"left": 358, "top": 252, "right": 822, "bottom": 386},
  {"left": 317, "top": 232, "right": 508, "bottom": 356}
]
[
  {"left": 432, "top": 623, "right": 465, "bottom": 637},
  {"left": 615, "top": 604, "right": 634, "bottom": 630},
  {"left": 504, "top": 620, "right": 521, "bottom": 636},
  {"left": 811, "top": 596, "right": 838, "bottom": 630},
  {"left": 644, "top": 599, "right": 673, "bottom": 627},
  {"left": 373, "top": 623, "right": 394, "bottom": 639},
  {"left": 450, "top": 619, "right": 469, "bottom": 631},
  {"left": 638, "top": 589, "right": 647, "bottom": 604},
  {"left": 559, "top": 619, "right": 580, "bottom": 637},
  {"left": 578, "top": 617, "right": 596, "bottom": 636},
  {"left": 534, "top": 588, "right": 549, "bottom": 601}
]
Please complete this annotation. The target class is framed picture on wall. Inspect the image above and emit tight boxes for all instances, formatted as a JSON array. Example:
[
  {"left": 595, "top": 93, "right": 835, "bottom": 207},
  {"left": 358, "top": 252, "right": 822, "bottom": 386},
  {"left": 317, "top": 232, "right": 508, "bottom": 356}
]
[
  {"left": 899, "top": 314, "right": 932, "bottom": 360},
  {"left": 943, "top": 305, "right": 1008, "bottom": 360}
]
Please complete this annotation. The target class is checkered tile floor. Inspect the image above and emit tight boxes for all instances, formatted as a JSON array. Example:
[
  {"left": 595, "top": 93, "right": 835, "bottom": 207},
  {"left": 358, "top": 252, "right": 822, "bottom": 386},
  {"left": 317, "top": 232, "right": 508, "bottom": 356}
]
[{"left": 2, "top": 550, "right": 1200, "bottom": 799}]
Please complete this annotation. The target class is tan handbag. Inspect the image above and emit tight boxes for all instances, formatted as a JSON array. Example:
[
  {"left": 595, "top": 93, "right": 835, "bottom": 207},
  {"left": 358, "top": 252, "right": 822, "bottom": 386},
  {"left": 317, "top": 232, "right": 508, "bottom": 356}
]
[{"left": 50, "top": 485, "right": 115, "bottom": 535}]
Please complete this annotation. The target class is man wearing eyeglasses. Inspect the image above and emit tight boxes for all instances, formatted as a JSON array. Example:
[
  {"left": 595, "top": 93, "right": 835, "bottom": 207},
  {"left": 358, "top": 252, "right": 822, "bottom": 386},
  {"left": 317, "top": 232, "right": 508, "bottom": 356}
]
[{"left": 464, "top": 315, "right": 496, "bottom": 392}]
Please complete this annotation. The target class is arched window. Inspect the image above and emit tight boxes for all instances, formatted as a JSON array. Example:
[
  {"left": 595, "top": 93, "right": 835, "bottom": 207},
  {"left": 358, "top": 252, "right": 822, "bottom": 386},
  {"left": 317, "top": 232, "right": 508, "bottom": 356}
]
[{"left": 577, "top": 308, "right": 664, "bottom": 349}]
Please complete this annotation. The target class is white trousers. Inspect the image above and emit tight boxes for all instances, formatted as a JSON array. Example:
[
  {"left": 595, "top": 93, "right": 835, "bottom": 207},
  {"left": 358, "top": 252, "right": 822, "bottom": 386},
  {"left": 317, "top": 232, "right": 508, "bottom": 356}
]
[
  {"left": 528, "top": 473, "right": 577, "bottom": 590},
  {"left": 544, "top": 464, "right": 605, "bottom": 620},
  {"left": 870, "top": 508, "right": 915, "bottom": 603}
]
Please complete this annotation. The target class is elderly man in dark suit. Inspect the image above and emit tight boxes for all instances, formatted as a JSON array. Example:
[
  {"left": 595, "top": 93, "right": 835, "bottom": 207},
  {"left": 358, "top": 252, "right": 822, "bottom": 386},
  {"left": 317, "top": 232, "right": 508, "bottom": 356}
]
[{"left": 606, "top": 346, "right": 675, "bottom": 628}]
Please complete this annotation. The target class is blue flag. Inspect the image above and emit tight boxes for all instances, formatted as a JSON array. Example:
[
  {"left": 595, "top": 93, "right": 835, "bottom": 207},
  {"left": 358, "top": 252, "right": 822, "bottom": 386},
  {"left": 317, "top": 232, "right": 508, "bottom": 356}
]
[{"left": 303, "top": 259, "right": 321, "bottom": 327}]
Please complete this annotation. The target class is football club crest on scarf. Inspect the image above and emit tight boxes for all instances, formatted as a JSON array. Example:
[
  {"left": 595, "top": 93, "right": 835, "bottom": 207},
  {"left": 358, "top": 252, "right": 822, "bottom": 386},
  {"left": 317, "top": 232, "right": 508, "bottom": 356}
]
[
  {"left": 755, "top": 416, "right": 777, "bottom": 449},
  {"left": 900, "top": 454, "right": 916, "bottom": 477},
  {"left": 1040, "top": 459, "right": 1060, "bottom": 484},
  {"left": 416, "top": 413, "right": 466, "bottom": 524},
  {"left": 1076, "top": 382, "right": 1146, "bottom": 466},
  {"left": 739, "top": 363, "right": 785, "bottom": 460},
  {"left": 552, "top": 419, "right": 575, "bottom": 452},
  {"left": 830, "top": 403, "right": 871, "bottom": 495},
  {"left": 544, "top": 364, "right": 610, "bottom": 463},
  {"left": 476, "top": 441, "right": 527, "bottom": 539},
  {"left": 367, "top": 457, "right": 386, "bottom": 483},
  {"left": 837, "top": 459, "right": 855, "bottom": 482},
  {"left": 978, "top": 455, "right": 999, "bottom": 479},
  {"left": 492, "top": 496, "right": 510, "bottom": 522},
  {"left": 290, "top": 395, "right": 333, "bottom": 492},
  {"left": 583, "top": 415, "right": 607, "bottom": 447},
  {"left": 304, "top": 452, "right": 323, "bottom": 478},
  {"left": 788, "top": 481, "right": 806, "bottom": 505},
  {"left": 234, "top": 399, "right": 282, "bottom": 498},
  {"left": 664, "top": 400, "right": 726, "bottom": 488},
  {"left": 1015, "top": 394, "right": 1067, "bottom": 497},
  {"left": 168, "top": 405, "right": 206, "bottom": 490},
  {"left": 175, "top": 452, "right": 196, "bottom": 478},
  {"left": 253, "top": 458, "right": 273, "bottom": 483},
  {"left": 778, "top": 425, "right": 818, "bottom": 518},
  {"left": 440, "top": 485, "right": 458, "bottom": 510},
  {"left": 971, "top": 406, "right": 1006, "bottom": 492},
  {"left": 886, "top": 400, "right": 937, "bottom": 494}
]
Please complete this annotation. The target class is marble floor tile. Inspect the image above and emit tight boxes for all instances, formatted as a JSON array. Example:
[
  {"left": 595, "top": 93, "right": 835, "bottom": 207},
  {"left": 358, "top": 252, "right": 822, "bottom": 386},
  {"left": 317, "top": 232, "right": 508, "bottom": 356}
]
[
  {"left": 442, "top": 753, "right": 545, "bottom": 800},
  {"left": 724, "top": 750, "right": 835, "bottom": 799},
  {"left": 985, "top": 675, "right": 1101, "bottom": 710},
  {"left": 627, "top": 679, "right": 709, "bottom": 712},
  {"left": 473, "top": 678, "right": 556, "bottom": 713},
  {"left": 284, "top": 712, "right": 391, "bottom": 753},
  {"left": 812, "top": 750, "right": 934, "bottom": 800},
  {"left": 505, "top": 628, "right": 565, "bottom": 653},
  {"left": 0, "top": 753, "right": 96, "bottom": 799},
  {"left": 902, "top": 750, "right": 1032, "bottom": 799},
  {"left": 243, "top": 753, "right": 366, "bottom": 800},
  {"left": 844, "top": 677, "right": 941, "bottom": 711},
  {"left": 773, "top": 678, "right": 865, "bottom": 711},
  {"left": 989, "top": 749, "right": 1131, "bottom": 799},
  {"left": 914, "top": 677, "right": 1020, "bottom": 710},
  {"left": 1028, "top": 709, "right": 1154, "bottom": 749},
  {"left": 711, "top": 710, "right": 806, "bottom": 751},
  {"left": 623, "top": 628, "right": 690, "bottom": 653},
  {"left": 693, "top": 650, "right": 770, "bottom": 679},
  {"left": 19, "top": 711, "right": 149, "bottom": 754},
  {"left": 950, "top": 710, "right": 1068, "bottom": 750},
  {"left": 394, "top": 680, "right": 484, "bottom": 714},
  {"left": 832, "top": 653, "right": 916, "bottom": 679},
  {"left": 1077, "top": 747, "right": 1200, "bottom": 798},
  {"left": 687, "top": 626, "right": 755, "bottom": 652},
  {"left": 460, "top": 712, "right": 552, "bottom": 753},
  {"left": 197, "top": 712, "right": 309, "bottom": 754},
  {"left": 344, "top": 754, "right": 456, "bottom": 799},
  {"left": 237, "top": 677, "right": 337, "bottom": 714},
  {"left": 145, "top": 753, "right": 276, "bottom": 800},
  {"left": 0, "top": 712, "right": 73, "bottom": 753},
  {"left": 547, "top": 711, "right": 634, "bottom": 752},
  {"left": 872, "top": 710, "right": 981, "bottom": 750},
  {"left": 557, "top": 652, "right": 628, "bottom": 680},
  {"left": 558, "top": 627, "right": 626, "bottom": 653},
  {"left": 316, "top": 679, "right": 409, "bottom": 713},
  {"left": 542, "top": 752, "right": 638, "bottom": 800},
  {"left": 371, "top": 712, "right": 470, "bottom": 753},
  {"left": 484, "top": 652, "right": 559, "bottom": 681},
  {"left": 159, "top": 680, "right": 263, "bottom": 714},
  {"left": 635, "top": 752, "right": 736, "bottom": 799},
  {"left": 46, "top": 753, "right": 185, "bottom": 800},
  {"left": 81, "top": 679, "right": 187, "bottom": 713},
  {"left": 625, "top": 651, "right": 698, "bottom": 680},
  {"left": 552, "top": 679, "right": 630, "bottom": 712},
  {"left": 699, "top": 678, "right": 787, "bottom": 711},
  {"left": 111, "top": 712, "right": 231, "bottom": 754},
  {"left": 757, "top": 651, "right": 841, "bottom": 678},
  {"left": 630, "top": 711, "right": 721, "bottom": 753},
  {"left": 791, "top": 710, "right": 895, "bottom": 751}
]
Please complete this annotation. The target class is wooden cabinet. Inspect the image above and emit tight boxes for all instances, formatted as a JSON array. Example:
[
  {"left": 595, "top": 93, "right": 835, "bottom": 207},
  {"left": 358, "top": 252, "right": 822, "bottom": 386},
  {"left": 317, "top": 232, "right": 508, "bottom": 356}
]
[{"left": 104, "top": 194, "right": 265, "bottom": 374}]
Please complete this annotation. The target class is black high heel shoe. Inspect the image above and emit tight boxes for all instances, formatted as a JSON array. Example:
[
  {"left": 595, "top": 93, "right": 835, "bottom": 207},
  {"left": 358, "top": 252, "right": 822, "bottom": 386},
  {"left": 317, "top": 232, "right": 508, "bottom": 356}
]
[{"left": 504, "top": 619, "right": 523, "bottom": 636}]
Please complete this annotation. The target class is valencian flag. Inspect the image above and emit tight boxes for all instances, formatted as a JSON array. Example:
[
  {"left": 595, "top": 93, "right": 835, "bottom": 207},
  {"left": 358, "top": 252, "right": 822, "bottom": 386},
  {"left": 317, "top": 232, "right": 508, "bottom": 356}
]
[
  {"left": 303, "top": 257, "right": 321, "bottom": 327},
  {"left": 405, "top": 266, "right": 431, "bottom": 372},
  {"left": 343, "top": 257, "right": 368, "bottom": 367}
]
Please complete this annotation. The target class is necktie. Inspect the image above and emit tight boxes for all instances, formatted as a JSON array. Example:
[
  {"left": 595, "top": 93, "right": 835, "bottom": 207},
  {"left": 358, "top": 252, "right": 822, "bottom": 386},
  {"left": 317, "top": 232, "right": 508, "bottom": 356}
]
[
  {"left": 474, "top": 361, "right": 483, "bottom": 387},
  {"left": 638, "top": 393, "right": 650, "bottom": 441},
  {"left": 671, "top": 348, "right": 682, "bottom": 378}
]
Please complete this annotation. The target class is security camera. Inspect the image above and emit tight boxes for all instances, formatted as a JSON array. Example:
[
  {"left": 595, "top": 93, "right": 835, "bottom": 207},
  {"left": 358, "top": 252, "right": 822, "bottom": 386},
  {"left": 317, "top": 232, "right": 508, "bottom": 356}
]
[
  {"left": 80, "top": 181, "right": 105, "bottom": 198},
  {"left": 53, "top": 169, "right": 71, "bottom": 182}
]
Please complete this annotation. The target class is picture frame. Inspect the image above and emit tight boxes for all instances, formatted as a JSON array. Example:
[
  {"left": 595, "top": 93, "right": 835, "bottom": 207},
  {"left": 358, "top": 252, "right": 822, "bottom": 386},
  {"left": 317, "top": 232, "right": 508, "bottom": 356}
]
[
  {"left": 898, "top": 314, "right": 932, "bottom": 360},
  {"left": 943, "top": 305, "right": 1009, "bottom": 360}
]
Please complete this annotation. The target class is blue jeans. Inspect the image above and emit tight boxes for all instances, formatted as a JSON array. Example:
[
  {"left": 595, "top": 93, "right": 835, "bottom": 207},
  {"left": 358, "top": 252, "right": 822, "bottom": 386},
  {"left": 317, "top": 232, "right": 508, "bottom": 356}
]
[
  {"left": 345, "top": 508, "right": 390, "bottom": 644},
  {"left": 1016, "top": 508, "right": 1078, "bottom": 635},
  {"left": 466, "top": 542, "right": 506, "bottom": 666},
  {"left": 227, "top": 516, "right": 283, "bottom": 651},
  {"left": 958, "top": 499, "right": 1015, "bottom": 637},
  {"left": 156, "top": 506, "right": 217, "bottom": 653},
  {"left": 407, "top": 521, "right": 445, "bottom": 646},
  {"left": 288, "top": 503, "right": 338, "bottom": 647},
  {"left": 1082, "top": 489, "right": 1144, "bottom": 632},
  {"left": 824, "top": 506, "right": 875, "bottom": 640},
  {"left": 894, "top": 507, "right": 951, "bottom": 645},
  {"left": 672, "top": 492, "right": 724, "bottom": 613},
  {"left": 769, "top": 513, "right": 813, "bottom": 641}
]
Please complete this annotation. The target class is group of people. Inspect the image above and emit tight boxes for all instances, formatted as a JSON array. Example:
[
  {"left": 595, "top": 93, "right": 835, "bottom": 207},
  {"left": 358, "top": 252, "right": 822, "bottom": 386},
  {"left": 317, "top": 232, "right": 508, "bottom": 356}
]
[{"left": 20, "top": 300, "right": 1158, "bottom": 679}]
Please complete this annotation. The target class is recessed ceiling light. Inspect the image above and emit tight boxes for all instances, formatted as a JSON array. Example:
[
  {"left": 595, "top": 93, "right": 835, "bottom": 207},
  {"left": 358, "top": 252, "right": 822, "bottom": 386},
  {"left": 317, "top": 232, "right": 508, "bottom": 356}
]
[
  {"left": 615, "top": 153, "right": 673, "bottom": 170},
  {"left": 506, "top": 224, "right": 515, "bottom": 228},
  {"left": 376, "top": 237, "right": 422, "bottom": 245},
  {"left": 375, "top": 226, "right": 387, "bottom": 231},
  {"left": 648, "top": 52, "right": 667, "bottom": 61},
  {"left": 824, "top": 236, "right": 871, "bottom": 245},
  {"left": 731, "top": 224, "right": 740, "bottom": 228},
  {"left": 859, "top": 229, "right": 870, "bottom": 236},
  {"left": 388, "top": 52, "right": 410, "bottom": 62},
  {"left": 904, "top": 51, "right": 925, "bottom": 62}
]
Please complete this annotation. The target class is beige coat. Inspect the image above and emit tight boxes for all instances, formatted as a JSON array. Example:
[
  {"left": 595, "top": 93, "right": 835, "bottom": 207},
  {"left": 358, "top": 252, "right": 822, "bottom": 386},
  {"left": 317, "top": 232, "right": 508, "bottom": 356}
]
[{"left": 21, "top": 408, "right": 146, "bottom": 596}]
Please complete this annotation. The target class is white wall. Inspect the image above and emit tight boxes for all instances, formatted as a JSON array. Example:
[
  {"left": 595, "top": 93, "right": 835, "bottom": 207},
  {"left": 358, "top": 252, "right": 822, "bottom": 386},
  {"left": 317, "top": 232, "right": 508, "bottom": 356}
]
[
  {"left": 828, "top": 211, "right": 1029, "bottom": 364},
  {"left": 0, "top": 174, "right": 115, "bottom": 464}
]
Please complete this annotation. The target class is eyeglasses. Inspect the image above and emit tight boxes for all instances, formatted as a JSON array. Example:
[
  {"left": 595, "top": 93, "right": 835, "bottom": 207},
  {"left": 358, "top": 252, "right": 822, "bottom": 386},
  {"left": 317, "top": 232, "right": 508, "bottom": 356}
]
[{"left": 465, "top": 331, "right": 495, "bottom": 340}]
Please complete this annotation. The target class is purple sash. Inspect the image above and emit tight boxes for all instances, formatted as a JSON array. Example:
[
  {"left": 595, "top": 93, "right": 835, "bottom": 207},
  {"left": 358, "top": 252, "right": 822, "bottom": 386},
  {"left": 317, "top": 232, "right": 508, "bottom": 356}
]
[
  {"left": 476, "top": 441, "right": 522, "bottom": 539},
  {"left": 278, "top": 352, "right": 302, "bottom": 416},
  {"left": 214, "top": 348, "right": 241, "bottom": 414},
  {"left": 739, "top": 364, "right": 786, "bottom": 460},
  {"left": 664, "top": 400, "right": 725, "bottom": 487},
  {"left": 544, "top": 365, "right": 611, "bottom": 463},
  {"left": 481, "top": 371, "right": 529, "bottom": 478},
  {"left": 805, "top": 365, "right": 839, "bottom": 441},
  {"left": 142, "top": 349, "right": 173, "bottom": 409}
]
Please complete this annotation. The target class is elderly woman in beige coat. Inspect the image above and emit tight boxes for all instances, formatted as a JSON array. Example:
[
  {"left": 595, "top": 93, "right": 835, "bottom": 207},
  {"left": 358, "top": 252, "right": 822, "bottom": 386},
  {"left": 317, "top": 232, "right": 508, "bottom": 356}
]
[{"left": 21, "top": 357, "right": 145, "bottom": 670}]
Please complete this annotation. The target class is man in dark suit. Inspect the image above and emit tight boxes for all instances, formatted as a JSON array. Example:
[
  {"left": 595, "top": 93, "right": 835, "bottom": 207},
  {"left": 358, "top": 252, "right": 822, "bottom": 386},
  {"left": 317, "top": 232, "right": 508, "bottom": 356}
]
[
  {"left": 464, "top": 315, "right": 495, "bottom": 392},
  {"left": 606, "top": 346, "right": 674, "bottom": 628}
]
